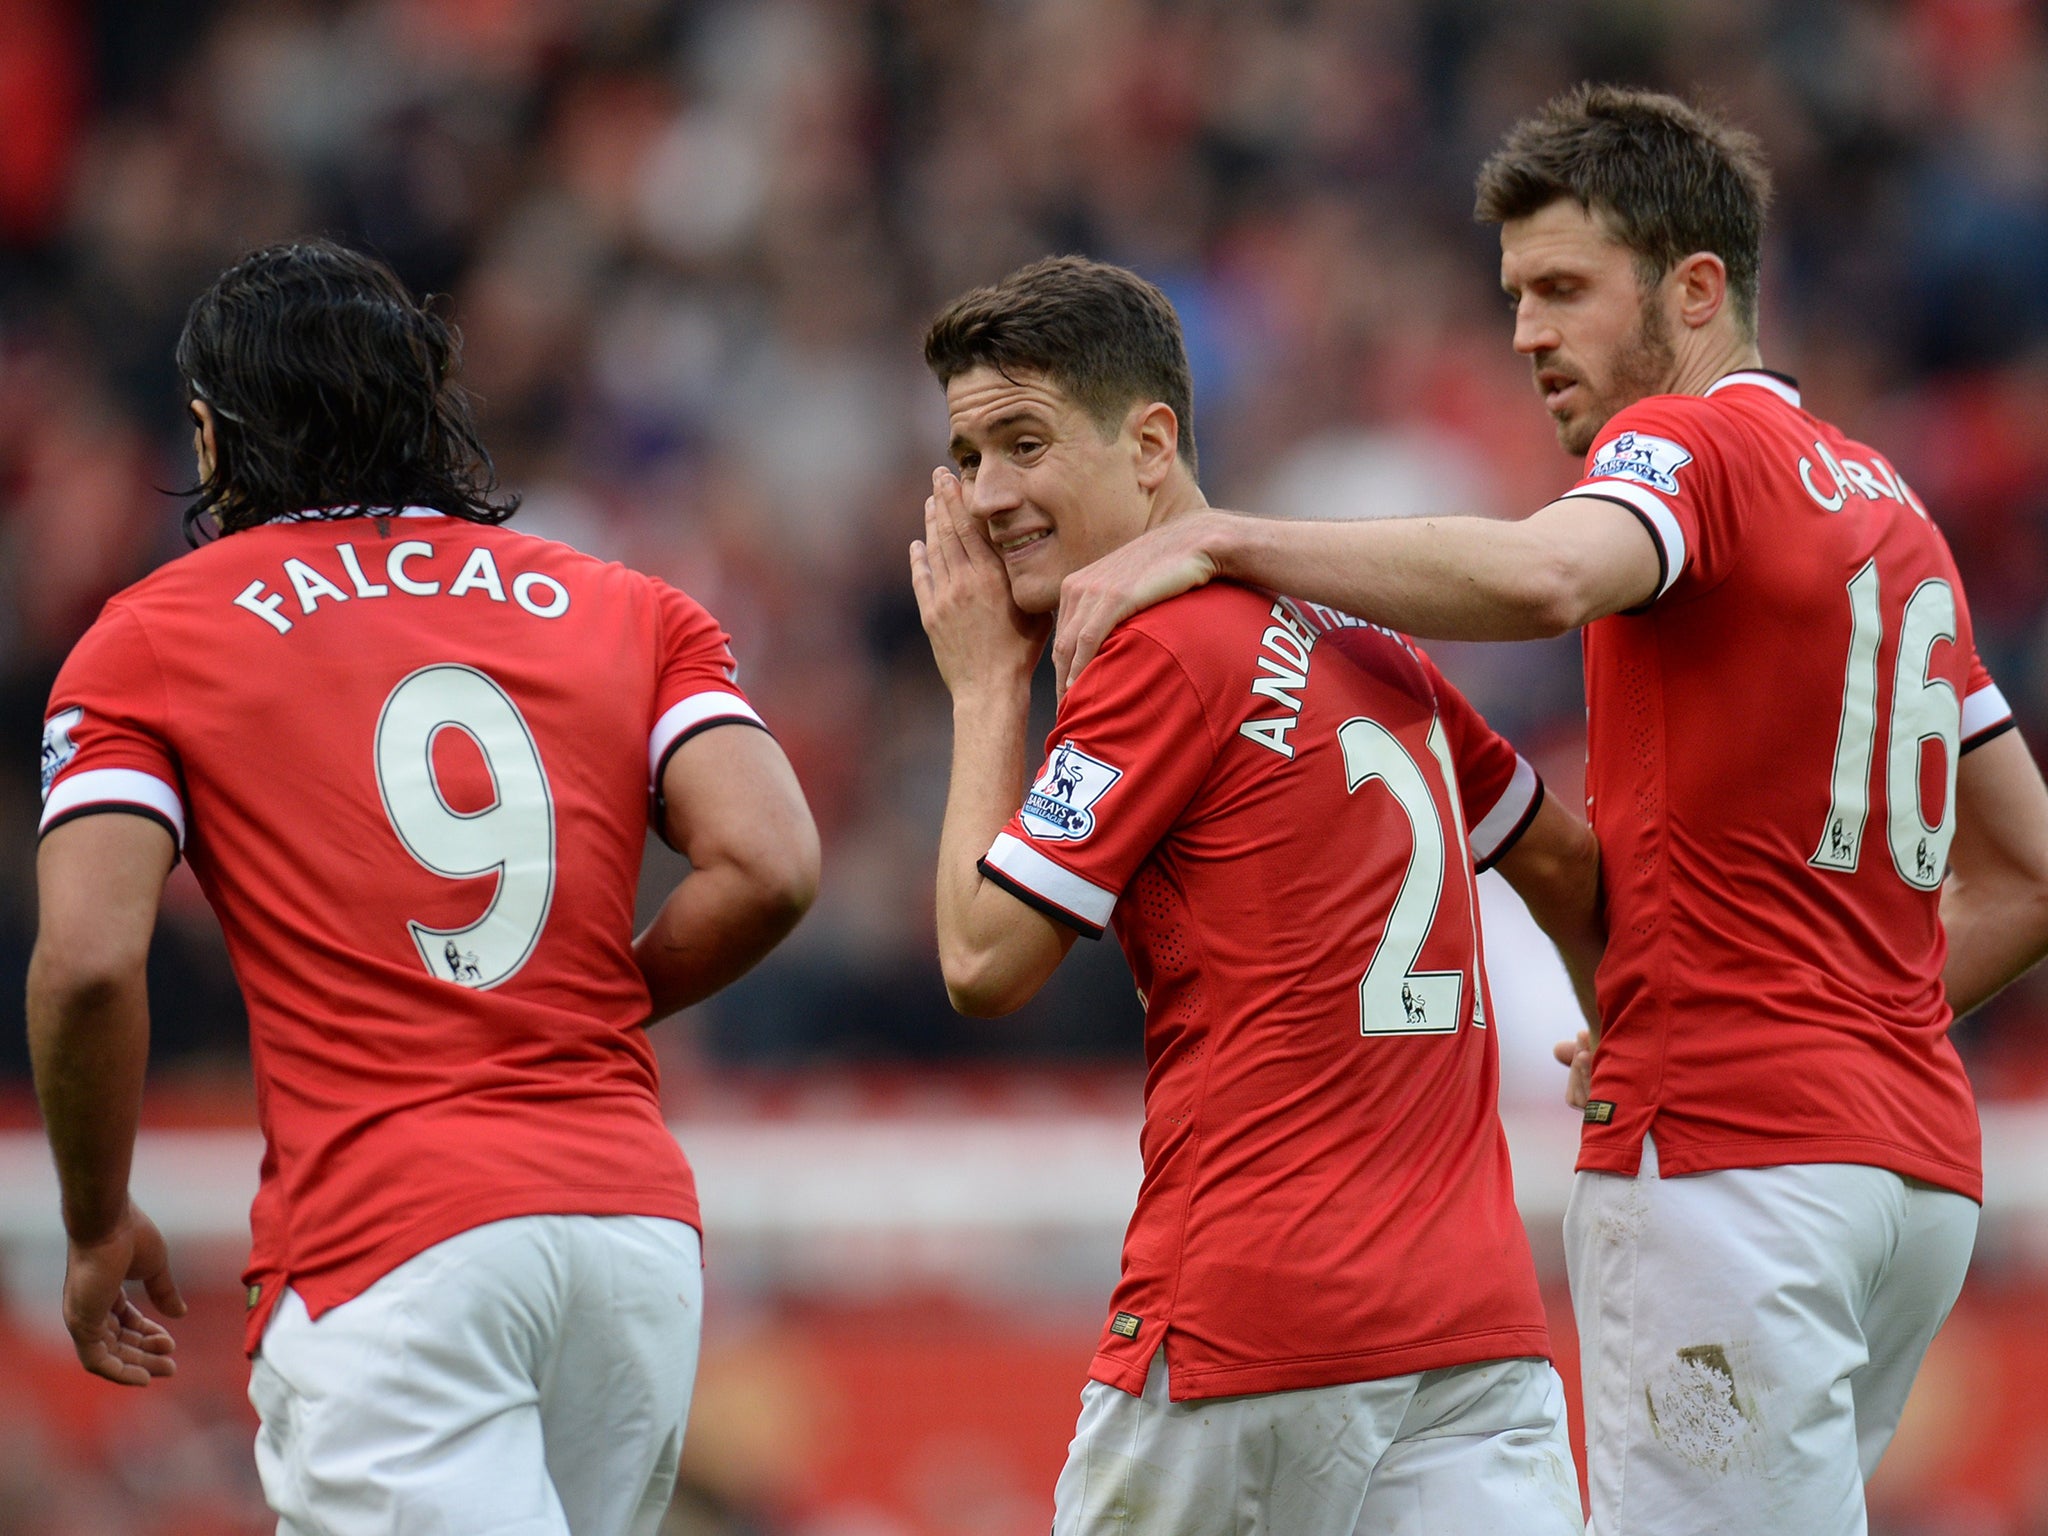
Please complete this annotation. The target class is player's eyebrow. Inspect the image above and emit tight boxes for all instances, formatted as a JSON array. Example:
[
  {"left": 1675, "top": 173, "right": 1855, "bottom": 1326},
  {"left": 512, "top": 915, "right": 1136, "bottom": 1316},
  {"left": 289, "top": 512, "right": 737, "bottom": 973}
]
[{"left": 949, "top": 409, "right": 1051, "bottom": 461}]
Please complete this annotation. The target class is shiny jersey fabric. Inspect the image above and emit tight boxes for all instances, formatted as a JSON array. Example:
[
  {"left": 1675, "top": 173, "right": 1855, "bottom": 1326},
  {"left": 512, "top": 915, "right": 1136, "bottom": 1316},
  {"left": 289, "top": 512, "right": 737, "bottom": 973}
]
[
  {"left": 982, "top": 581, "right": 1550, "bottom": 1401},
  {"left": 1561, "top": 372, "right": 2009, "bottom": 1200},
  {"left": 40, "top": 512, "right": 763, "bottom": 1351}
]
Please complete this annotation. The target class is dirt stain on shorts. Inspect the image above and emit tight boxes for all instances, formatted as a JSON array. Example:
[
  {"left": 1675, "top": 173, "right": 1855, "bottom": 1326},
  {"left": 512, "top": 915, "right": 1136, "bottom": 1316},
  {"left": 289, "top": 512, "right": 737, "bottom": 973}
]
[{"left": 1644, "top": 1343, "right": 1757, "bottom": 1475}]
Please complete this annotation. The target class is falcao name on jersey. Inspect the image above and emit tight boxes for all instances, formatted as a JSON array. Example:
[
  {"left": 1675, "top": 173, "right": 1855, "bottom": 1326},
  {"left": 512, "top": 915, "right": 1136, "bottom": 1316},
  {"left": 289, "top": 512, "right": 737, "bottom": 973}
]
[{"left": 233, "top": 537, "right": 573, "bottom": 634}]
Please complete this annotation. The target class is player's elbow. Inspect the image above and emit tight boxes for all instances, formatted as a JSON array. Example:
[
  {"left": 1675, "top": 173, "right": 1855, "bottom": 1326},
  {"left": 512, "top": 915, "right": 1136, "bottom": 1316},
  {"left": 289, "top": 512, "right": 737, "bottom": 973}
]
[
  {"left": 731, "top": 819, "right": 822, "bottom": 940},
  {"left": 26, "top": 934, "right": 145, "bottom": 1020},
  {"left": 938, "top": 943, "right": 1037, "bottom": 1018},
  {"left": 1513, "top": 551, "right": 1606, "bottom": 637}
]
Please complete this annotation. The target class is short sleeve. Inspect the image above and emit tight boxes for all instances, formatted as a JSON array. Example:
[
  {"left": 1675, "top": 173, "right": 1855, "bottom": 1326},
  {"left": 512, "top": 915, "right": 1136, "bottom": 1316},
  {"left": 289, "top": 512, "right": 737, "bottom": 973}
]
[
  {"left": 646, "top": 580, "right": 766, "bottom": 792},
  {"left": 1558, "top": 395, "right": 1746, "bottom": 604},
  {"left": 1412, "top": 647, "right": 1544, "bottom": 871},
  {"left": 979, "top": 629, "right": 1219, "bottom": 939},
  {"left": 40, "top": 604, "right": 188, "bottom": 848},
  {"left": 1961, "top": 647, "right": 2014, "bottom": 753}
]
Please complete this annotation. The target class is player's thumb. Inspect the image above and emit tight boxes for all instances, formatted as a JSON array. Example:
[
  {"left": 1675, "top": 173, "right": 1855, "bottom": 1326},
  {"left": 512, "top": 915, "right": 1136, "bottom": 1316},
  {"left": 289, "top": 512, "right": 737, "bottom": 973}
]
[
  {"left": 143, "top": 1261, "right": 187, "bottom": 1319},
  {"left": 132, "top": 1224, "right": 188, "bottom": 1317}
]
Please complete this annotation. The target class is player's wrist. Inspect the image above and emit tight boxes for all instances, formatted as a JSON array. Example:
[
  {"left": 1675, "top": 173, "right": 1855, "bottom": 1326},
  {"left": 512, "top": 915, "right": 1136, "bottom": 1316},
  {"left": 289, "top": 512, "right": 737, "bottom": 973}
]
[
  {"left": 1196, "top": 509, "right": 1251, "bottom": 583},
  {"left": 949, "top": 673, "right": 1034, "bottom": 717}
]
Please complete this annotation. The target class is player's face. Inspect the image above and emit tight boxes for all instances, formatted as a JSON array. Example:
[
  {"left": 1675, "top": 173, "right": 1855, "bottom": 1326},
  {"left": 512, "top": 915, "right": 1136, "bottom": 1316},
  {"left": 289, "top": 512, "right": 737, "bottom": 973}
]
[
  {"left": 1500, "top": 198, "right": 1677, "bottom": 456},
  {"left": 944, "top": 366, "right": 1152, "bottom": 613}
]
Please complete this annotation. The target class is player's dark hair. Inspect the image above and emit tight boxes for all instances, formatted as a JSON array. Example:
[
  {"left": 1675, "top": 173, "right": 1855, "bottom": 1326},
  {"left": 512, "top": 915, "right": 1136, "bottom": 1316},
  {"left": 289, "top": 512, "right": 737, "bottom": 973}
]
[
  {"left": 175, "top": 239, "right": 517, "bottom": 541},
  {"left": 1474, "top": 85, "right": 1773, "bottom": 335},
  {"left": 923, "top": 256, "right": 1197, "bottom": 474}
]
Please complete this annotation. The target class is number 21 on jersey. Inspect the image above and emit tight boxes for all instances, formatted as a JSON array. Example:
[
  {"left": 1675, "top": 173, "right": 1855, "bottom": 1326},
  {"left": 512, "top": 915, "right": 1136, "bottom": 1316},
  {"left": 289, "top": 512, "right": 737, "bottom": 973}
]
[
  {"left": 1813, "top": 562, "right": 1958, "bottom": 890},
  {"left": 1338, "top": 714, "right": 1484, "bottom": 1037}
]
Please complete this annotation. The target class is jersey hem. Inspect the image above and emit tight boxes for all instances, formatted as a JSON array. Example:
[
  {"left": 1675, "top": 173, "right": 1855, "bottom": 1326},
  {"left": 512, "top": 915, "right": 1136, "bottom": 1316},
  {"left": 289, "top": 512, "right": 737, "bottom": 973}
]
[
  {"left": 244, "top": 1182, "right": 702, "bottom": 1355},
  {"left": 1575, "top": 1133, "right": 1981, "bottom": 1203},
  {"left": 1474, "top": 778, "right": 1544, "bottom": 873},
  {"left": 1087, "top": 1325, "right": 1554, "bottom": 1402},
  {"left": 1962, "top": 717, "right": 2017, "bottom": 754},
  {"left": 977, "top": 855, "right": 1106, "bottom": 938},
  {"left": 38, "top": 802, "right": 184, "bottom": 859}
]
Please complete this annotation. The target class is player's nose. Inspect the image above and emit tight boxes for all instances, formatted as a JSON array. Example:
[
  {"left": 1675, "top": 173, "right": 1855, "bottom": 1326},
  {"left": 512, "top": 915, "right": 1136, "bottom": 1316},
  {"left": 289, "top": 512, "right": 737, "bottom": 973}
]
[
  {"left": 1512, "top": 301, "right": 1560, "bottom": 356},
  {"left": 964, "top": 459, "right": 1022, "bottom": 521}
]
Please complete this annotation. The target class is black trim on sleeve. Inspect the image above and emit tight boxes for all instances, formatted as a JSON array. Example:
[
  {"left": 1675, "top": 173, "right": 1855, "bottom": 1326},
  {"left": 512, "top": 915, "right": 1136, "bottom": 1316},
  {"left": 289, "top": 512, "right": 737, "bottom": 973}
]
[
  {"left": 650, "top": 715, "right": 773, "bottom": 848},
  {"left": 1961, "top": 718, "right": 2018, "bottom": 755},
  {"left": 39, "top": 802, "right": 182, "bottom": 859},
  {"left": 977, "top": 856, "right": 1106, "bottom": 940},
  {"left": 1473, "top": 778, "right": 1546, "bottom": 874},
  {"left": 1570, "top": 493, "right": 1670, "bottom": 614}
]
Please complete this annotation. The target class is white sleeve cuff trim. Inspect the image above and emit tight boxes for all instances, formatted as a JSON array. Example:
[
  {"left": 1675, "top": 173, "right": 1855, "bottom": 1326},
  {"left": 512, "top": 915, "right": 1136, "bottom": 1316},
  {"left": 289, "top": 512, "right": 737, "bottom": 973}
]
[
  {"left": 1468, "top": 755, "right": 1539, "bottom": 864},
  {"left": 1963, "top": 682, "right": 2013, "bottom": 741},
  {"left": 40, "top": 768, "right": 186, "bottom": 846},
  {"left": 983, "top": 833, "right": 1117, "bottom": 930},
  {"left": 1564, "top": 481, "right": 1687, "bottom": 599},
  {"left": 648, "top": 691, "right": 765, "bottom": 780}
]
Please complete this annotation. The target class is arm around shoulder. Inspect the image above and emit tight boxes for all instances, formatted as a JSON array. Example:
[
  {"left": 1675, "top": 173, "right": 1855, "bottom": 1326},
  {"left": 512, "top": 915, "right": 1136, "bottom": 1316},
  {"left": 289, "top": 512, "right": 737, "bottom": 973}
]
[{"left": 635, "top": 723, "right": 820, "bottom": 1021}]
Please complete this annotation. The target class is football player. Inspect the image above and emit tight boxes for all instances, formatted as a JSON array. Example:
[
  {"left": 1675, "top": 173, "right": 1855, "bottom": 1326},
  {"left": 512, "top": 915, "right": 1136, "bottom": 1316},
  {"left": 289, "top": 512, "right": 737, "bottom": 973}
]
[
  {"left": 914, "top": 255, "right": 1600, "bottom": 1534},
  {"left": 1049, "top": 86, "right": 2048, "bottom": 1535},
  {"left": 29, "top": 241, "right": 819, "bottom": 1536}
]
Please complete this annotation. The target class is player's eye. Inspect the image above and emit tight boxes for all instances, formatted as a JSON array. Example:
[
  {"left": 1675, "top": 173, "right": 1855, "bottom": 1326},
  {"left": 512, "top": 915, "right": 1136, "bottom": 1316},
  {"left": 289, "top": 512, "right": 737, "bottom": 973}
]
[
  {"left": 957, "top": 453, "right": 979, "bottom": 477},
  {"left": 1015, "top": 439, "right": 1044, "bottom": 459}
]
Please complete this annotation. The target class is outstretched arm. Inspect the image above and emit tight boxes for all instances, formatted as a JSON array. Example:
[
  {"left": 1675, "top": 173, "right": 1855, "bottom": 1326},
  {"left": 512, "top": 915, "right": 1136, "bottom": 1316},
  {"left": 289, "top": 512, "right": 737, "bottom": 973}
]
[
  {"left": 29, "top": 813, "right": 186, "bottom": 1385},
  {"left": 1054, "top": 498, "right": 1660, "bottom": 694},
  {"left": 912, "top": 471, "right": 1077, "bottom": 1016},
  {"left": 637, "top": 725, "right": 820, "bottom": 1021},
  {"left": 1943, "top": 729, "right": 2048, "bottom": 1019}
]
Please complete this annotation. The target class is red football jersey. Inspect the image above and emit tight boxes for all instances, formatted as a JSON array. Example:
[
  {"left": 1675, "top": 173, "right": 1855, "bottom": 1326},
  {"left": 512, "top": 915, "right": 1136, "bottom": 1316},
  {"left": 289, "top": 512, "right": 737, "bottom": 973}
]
[
  {"left": 39, "top": 511, "right": 765, "bottom": 1351},
  {"left": 981, "top": 581, "right": 1551, "bottom": 1402},
  {"left": 1561, "top": 371, "right": 2010, "bottom": 1199}
]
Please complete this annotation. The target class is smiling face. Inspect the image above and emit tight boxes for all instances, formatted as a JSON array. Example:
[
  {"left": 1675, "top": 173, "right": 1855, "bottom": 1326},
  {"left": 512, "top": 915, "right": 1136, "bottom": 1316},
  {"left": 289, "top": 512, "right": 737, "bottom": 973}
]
[
  {"left": 944, "top": 365, "right": 1155, "bottom": 614},
  {"left": 1501, "top": 198, "right": 1679, "bottom": 456}
]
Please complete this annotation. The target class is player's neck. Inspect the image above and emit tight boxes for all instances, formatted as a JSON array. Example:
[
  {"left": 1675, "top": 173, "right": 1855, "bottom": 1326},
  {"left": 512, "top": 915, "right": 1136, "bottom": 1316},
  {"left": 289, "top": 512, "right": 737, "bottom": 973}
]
[
  {"left": 1145, "top": 469, "right": 1210, "bottom": 531},
  {"left": 1664, "top": 328, "right": 1765, "bottom": 400}
]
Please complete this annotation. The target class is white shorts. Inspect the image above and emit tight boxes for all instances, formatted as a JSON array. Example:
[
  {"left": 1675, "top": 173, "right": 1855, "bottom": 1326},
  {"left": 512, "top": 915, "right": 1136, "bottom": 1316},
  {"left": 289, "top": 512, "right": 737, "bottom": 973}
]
[
  {"left": 249, "top": 1214, "right": 703, "bottom": 1536},
  {"left": 1565, "top": 1135, "right": 1977, "bottom": 1536},
  {"left": 1051, "top": 1350, "right": 1584, "bottom": 1535}
]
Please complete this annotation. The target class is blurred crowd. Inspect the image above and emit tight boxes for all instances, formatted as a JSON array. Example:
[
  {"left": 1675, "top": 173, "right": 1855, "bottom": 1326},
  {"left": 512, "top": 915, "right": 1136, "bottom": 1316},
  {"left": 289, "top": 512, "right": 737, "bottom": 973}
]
[{"left": 4, "top": 0, "right": 2048, "bottom": 1091}]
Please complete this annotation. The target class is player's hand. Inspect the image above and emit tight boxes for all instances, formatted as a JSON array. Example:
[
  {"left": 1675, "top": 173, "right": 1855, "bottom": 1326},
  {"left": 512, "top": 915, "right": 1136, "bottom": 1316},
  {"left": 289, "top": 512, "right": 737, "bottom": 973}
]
[
  {"left": 1553, "top": 1029, "right": 1594, "bottom": 1111},
  {"left": 62, "top": 1200, "right": 185, "bottom": 1387},
  {"left": 910, "top": 467, "right": 1050, "bottom": 696},
  {"left": 1053, "top": 510, "right": 1224, "bottom": 699}
]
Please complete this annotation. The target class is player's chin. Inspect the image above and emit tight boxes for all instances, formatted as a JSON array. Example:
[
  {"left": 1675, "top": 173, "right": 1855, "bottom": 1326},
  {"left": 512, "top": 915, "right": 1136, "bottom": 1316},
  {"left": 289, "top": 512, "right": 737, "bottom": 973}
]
[{"left": 1007, "top": 569, "right": 1062, "bottom": 616}]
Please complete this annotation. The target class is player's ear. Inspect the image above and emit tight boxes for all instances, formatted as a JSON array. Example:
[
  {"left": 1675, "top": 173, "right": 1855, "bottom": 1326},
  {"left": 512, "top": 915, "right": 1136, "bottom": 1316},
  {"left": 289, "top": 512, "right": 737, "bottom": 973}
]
[
  {"left": 1672, "top": 251, "right": 1728, "bottom": 334},
  {"left": 1130, "top": 401, "right": 1180, "bottom": 492}
]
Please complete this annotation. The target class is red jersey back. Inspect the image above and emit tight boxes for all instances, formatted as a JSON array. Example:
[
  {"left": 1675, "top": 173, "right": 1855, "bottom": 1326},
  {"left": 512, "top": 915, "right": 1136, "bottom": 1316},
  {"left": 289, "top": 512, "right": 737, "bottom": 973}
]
[
  {"left": 39, "top": 512, "right": 765, "bottom": 1350},
  {"left": 981, "top": 581, "right": 1551, "bottom": 1401},
  {"left": 1560, "top": 371, "right": 2009, "bottom": 1198}
]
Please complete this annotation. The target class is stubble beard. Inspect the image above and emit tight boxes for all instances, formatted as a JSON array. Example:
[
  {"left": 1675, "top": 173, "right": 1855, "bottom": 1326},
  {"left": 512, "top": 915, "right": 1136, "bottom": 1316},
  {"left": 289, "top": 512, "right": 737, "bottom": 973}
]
[{"left": 1557, "top": 293, "right": 1678, "bottom": 458}]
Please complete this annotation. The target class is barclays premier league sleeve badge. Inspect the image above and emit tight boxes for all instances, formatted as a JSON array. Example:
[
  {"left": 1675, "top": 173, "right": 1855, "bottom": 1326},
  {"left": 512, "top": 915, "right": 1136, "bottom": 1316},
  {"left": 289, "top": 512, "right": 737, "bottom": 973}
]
[
  {"left": 1590, "top": 430, "right": 1693, "bottom": 495},
  {"left": 39, "top": 707, "right": 82, "bottom": 802},
  {"left": 1021, "top": 740, "right": 1123, "bottom": 843}
]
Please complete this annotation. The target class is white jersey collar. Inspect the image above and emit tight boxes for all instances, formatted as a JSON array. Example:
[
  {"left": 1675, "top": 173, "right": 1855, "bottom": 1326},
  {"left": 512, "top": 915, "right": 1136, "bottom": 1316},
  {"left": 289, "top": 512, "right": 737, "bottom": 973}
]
[{"left": 1705, "top": 370, "right": 1801, "bottom": 408}]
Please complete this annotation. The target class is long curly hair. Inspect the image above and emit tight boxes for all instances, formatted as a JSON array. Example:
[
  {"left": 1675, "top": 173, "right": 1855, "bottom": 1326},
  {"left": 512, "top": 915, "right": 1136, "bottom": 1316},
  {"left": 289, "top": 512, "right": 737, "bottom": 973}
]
[{"left": 175, "top": 239, "right": 518, "bottom": 541}]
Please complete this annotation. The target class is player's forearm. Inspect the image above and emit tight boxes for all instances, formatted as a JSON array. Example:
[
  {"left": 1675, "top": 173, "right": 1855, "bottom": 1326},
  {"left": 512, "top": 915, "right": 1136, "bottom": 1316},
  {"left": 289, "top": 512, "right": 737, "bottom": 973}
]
[
  {"left": 1941, "top": 876, "right": 2048, "bottom": 1020},
  {"left": 937, "top": 683, "right": 1066, "bottom": 1014},
  {"left": 1206, "top": 512, "right": 1587, "bottom": 641},
  {"left": 636, "top": 858, "right": 817, "bottom": 1021},
  {"left": 26, "top": 953, "right": 149, "bottom": 1246},
  {"left": 1493, "top": 797, "right": 1607, "bottom": 1037}
]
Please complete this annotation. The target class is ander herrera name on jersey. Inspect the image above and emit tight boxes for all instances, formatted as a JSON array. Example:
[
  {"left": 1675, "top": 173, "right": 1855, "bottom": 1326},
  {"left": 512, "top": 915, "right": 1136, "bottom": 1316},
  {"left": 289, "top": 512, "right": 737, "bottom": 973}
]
[
  {"left": 1237, "top": 594, "right": 1399, "bottom": 760},
  {"left": 232, "top": 533, "right": 572, "bottom": 635}
]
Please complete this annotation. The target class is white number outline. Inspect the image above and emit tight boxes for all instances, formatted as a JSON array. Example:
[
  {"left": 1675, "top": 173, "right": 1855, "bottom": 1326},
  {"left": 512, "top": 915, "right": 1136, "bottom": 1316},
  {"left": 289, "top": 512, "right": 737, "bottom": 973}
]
[
  {"left": 1338, "top": 715, "right": 1468, "bottom": 1036},
  {"left": 1811, "top": 566, "right": 1961, "bottom": 889},
  {"left": 374, "top": 664, "right": 557, "bottom": 989}
]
